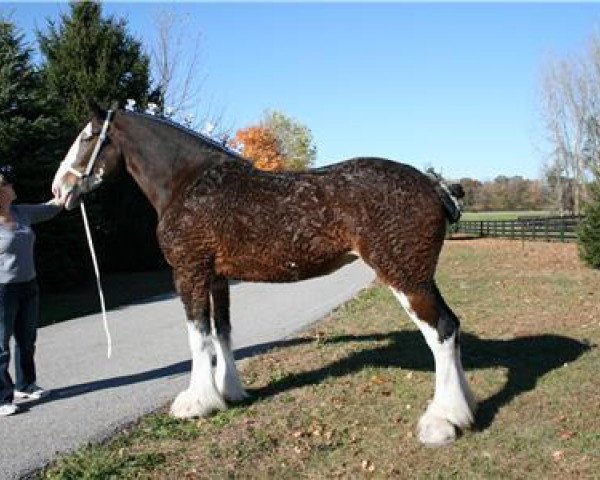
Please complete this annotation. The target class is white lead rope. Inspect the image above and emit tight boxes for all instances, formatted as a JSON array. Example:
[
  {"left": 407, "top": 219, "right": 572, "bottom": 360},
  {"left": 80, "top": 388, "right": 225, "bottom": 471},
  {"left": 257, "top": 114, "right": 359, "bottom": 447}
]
[{"left": 80, "top": 200, "right": 112, "bottom": 358}]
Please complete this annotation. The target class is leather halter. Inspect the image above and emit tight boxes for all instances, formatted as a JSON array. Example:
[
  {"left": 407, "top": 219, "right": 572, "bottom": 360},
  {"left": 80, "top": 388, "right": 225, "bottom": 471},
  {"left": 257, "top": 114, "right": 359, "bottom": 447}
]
[{"left": 67, "top": 109, "right": 114, "bottom": 191}]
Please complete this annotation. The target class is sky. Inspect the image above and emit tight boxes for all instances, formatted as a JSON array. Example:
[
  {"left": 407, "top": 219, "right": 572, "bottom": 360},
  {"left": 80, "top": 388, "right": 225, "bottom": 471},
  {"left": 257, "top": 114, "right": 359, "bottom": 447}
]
[{"left": 4, "top": 2, "right": 600, "bottom": 181}]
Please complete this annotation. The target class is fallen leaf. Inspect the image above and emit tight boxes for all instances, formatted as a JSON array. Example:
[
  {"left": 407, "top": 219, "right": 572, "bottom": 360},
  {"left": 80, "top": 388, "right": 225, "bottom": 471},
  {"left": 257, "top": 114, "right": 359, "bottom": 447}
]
[
  {"left": 361, "top": 459, "right": 375, "bottom": 472},
  {"left": 371, "top": 375, "right": 388, "bottom": 385},
  {"left": 558, "top": 430, "right": 576, "bottom": 440},
  {"left": 552, "top": 450, "right": 564, "bottom": 462}
]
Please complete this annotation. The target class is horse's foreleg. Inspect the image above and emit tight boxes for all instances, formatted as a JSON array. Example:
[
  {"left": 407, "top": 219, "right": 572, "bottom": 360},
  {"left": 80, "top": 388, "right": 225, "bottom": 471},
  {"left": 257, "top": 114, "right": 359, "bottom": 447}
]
[
  {"left": 211, "top": 276, "right": 248, "bottom": 402},
  {"left": 170, "top": 271, "right": 226, "bottom": 419},
  {"left": 391, "top": 286, "right": 476, "bottom": 446}
]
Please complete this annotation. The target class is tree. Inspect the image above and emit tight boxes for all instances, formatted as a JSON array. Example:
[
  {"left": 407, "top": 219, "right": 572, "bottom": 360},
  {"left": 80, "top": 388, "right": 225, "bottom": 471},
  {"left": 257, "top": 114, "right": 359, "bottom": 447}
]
[
  {"left": 38, "top": 1, "right": 150, "bottom": 126},
  {"left": 539, "top": 59, "right": 589, "bottom": 214},
  {"left": 578, "top": 101, "right": 600, "bottom": 268},
  {"left": 148, "top": 9, "right": 228, "bottom": 137},
  {"left": 538, "top": 33, "right": 600, "bottom": 214},
  {"left": 150, "top": 11, "right": 200, "bottom": 116},
  {"left": 263, "top": 110, "right": 316, "bottom": 171},
  {"left": 231, "top": 110, "right": 317, "bottom": 172},
  {"left": 37, "top": 1, "right": 165, "bottom": 280},
  {"left": 458, "top": 178, "right": 482, "bottom": 210},
  {"left": 231, "top": 125, "right": 284, "bottom": 171},
  {"left": 0, "top": 17, "right": 91, "bottom": 292},
  {"left": 456, "top": 175, "right": 550, "bottom": 212},
  {"left": 0, "top": 17, "right": 57, "bottom": 201},
  {"left": 578, "top": 167, "right": 600, "bottom": 268}
]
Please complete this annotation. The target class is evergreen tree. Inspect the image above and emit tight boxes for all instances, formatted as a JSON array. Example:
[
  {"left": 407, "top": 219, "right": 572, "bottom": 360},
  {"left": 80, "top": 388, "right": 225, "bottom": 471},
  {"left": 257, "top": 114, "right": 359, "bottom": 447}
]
[
  {"left": 0, "top": 17, "right": 85, "bottom": 294},
  {"left": 37, "top": 1, "right": 166, "bottom": 277},
  {"left": 0, "top": 17, "right": 57, "bottom": 201},
  {"left": 577, "top": 167, "right": 600, "bottom": 268},
  {"left": 38, "top": 1, "right": 150, "bottom": 126}
]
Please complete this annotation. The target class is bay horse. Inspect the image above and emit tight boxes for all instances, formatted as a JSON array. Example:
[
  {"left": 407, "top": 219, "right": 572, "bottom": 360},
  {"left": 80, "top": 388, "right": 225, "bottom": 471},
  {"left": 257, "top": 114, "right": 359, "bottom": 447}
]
[{"left": 52, "top": 103, "right": 475, "bottom": 446}]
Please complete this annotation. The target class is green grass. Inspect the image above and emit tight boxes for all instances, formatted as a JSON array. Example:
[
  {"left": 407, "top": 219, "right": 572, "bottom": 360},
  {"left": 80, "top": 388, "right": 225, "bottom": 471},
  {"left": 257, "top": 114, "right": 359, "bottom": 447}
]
[
  {"left": 461, "top": 210, "right": 551, "bottom": 221},
  {"left": 39, "top": 240, "right": 600, "bottom": 479}
]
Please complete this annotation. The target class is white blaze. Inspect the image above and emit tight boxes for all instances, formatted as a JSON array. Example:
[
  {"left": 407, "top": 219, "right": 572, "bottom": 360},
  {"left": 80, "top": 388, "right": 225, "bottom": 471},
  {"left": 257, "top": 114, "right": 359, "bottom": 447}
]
[{"left": 52, "top": 122, "right": 92, "bottom": 197}]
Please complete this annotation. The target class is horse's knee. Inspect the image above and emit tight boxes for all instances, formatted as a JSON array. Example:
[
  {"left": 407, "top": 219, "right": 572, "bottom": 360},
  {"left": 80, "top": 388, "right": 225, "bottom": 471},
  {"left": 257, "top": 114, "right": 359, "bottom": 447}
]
[{"left": 397, "top": 289, "right": 459, "bottom": 343}]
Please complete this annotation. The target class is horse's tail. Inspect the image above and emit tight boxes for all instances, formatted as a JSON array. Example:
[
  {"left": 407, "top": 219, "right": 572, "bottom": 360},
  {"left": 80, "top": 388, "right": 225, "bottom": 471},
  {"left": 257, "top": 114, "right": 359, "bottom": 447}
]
[{"left": 425, "top": 170, "right": 464, "bottom": 224}]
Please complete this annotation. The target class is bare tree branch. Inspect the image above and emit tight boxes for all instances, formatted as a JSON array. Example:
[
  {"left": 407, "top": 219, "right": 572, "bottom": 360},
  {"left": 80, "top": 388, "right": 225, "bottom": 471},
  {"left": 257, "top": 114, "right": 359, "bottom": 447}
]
[{"left": 150, "top": 9, "right": 225, "bottom": 133}]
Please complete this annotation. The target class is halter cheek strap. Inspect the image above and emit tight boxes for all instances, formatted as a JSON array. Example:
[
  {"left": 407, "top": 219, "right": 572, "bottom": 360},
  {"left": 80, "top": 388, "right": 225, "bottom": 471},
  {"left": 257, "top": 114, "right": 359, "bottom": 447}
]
[{"left": 68, "top": 109, "right": 114, "bottom": 182}]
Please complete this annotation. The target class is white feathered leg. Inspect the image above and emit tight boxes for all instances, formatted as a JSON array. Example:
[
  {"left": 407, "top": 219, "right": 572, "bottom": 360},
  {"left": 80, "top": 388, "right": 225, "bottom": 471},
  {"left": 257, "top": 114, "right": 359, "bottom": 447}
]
[
  {"left": 391, "top": 288, "right": 475, "bottom": 446},
  {"left": 214, "top": 336, "right": 248, "bottom": 402},
  {"left": 170, "top": 322, "right": 226, "bottom": 418}
]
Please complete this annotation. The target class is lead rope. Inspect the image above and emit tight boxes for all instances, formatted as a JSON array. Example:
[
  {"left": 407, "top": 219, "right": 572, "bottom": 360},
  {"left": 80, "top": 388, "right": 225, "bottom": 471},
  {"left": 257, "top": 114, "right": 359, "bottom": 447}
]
[{"left": 80, "top": 200, "right": 112, "bottom": 358}]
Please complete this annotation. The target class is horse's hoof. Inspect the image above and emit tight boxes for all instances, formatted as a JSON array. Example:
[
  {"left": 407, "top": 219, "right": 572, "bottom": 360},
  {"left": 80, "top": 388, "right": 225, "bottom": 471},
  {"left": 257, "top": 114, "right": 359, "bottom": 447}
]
[
  {"left": 170, "top": 388, "right": 225, "bottom": 419},
  {"left": 215, "top": 368, "right": 250, "bottom": 403},
  {"left": 217, "top": 376, "right": 250, "bottom": 403},
  {"left": 223, "top": 387, "right": 250, "bottom": 404},
  {"left": 418, "top": 412, "right": 457, "bottom": 447},
  {"left": 170, "top": 390, "right": 201, "bottom": 419}
]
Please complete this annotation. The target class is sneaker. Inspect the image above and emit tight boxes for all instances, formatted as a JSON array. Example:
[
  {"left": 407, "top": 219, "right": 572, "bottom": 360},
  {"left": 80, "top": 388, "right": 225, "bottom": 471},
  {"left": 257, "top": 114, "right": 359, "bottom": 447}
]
[
  {"left": 0, "top": 403, "right": 19, "bottom": 416},
  {"left": 14, "top": 384, "right": 51, "bottom": 400}
]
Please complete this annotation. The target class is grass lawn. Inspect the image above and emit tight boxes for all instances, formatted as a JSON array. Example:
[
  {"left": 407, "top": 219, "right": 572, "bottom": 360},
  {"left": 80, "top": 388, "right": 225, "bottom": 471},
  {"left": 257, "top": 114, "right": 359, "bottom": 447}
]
[
  {"left": 41, "top": 239, "right": 599, "bottom": 479},
  {"left": 460, "top": 211, "right": 551, "bottom": 221}
]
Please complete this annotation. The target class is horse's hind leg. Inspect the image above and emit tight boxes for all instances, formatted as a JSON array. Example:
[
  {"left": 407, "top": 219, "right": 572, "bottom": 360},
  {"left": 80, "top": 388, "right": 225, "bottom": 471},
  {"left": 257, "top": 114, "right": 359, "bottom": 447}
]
[
  {"left": 391, "top": 284, "right": 476, "bottom": 446},
  {"left": 170, "top": 269, "right": 226, "bottom": 419},
  {"left": 211, "top": 276, "right": 248, "bottom": 402}
]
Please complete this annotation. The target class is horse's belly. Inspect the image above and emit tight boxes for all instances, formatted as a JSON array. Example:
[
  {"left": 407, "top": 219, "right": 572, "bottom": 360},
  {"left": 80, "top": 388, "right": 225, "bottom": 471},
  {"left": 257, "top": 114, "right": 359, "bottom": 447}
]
[{"left": 216, "top": 252, "right": 359, "bottom": 283}]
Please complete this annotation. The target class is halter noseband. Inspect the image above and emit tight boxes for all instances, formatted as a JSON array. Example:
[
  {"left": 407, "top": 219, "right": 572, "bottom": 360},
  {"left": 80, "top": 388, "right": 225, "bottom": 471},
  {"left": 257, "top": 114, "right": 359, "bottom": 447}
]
[{"left": 67, "top": 109, "right": 114, "bottom": 190}]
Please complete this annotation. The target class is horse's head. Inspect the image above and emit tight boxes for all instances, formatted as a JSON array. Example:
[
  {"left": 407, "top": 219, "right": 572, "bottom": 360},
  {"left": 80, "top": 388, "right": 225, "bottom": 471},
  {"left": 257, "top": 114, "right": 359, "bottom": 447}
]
[{"left": 52, "top": 101, "right": 123, "bottom": 210}]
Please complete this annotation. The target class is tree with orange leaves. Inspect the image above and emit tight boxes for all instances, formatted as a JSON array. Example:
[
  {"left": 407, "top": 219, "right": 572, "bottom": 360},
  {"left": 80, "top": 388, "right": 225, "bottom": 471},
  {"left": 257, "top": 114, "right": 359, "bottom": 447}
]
[
  {"left": 230, "top": 125, "right": 284, "bottom": 172},
  {"left": 231, "top": 111, "right": 316, "bottom": 172}
]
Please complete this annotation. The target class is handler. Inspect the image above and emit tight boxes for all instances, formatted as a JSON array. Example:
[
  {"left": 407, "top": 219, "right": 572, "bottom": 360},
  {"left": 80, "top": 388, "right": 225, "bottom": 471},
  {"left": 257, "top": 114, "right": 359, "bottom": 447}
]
[{"left": 0, "top": 164, "right": 64, "bottom": 416}]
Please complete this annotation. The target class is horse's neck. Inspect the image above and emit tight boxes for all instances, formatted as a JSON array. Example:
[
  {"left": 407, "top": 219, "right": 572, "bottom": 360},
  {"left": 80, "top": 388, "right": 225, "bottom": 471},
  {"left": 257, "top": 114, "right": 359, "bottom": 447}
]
[{"left": 118, "top": 117, "right": 211, "bottom": 216}]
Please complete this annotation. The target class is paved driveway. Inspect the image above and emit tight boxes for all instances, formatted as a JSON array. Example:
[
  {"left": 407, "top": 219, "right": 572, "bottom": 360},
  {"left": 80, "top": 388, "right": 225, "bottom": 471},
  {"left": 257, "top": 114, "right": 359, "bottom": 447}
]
[{"left": 0, "top": 260, "right": 375, "bottom": 479}]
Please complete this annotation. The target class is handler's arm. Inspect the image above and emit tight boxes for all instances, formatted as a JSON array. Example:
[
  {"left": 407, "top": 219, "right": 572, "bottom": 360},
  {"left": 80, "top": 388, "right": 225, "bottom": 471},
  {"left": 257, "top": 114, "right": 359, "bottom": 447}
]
[{"left": 17, "top": 202, "right": 63, "bottom": 224}]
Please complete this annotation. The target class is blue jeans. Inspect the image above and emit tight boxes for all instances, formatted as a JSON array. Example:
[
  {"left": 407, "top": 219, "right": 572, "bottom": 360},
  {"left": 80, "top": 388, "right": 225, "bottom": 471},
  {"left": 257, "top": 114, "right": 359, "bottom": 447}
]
[{"left": 0, "top": 280, "right": 39, "bottom": 405}]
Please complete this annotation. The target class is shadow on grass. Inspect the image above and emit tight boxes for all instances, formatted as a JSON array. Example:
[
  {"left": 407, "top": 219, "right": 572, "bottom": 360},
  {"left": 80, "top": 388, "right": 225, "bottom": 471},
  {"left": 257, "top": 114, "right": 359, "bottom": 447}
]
[
  {"left": 35, "top": 330, "right": 591, "bottom": 434},
  {"left": 243, "top": 331, "right": 592, "bottom": 431}
]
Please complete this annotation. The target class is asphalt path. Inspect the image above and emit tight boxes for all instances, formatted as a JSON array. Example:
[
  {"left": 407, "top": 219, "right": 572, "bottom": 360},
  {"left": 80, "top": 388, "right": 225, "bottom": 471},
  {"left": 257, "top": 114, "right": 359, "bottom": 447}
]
[{"left": 0, "top": 260, "right": 375, "bottom": 480}]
